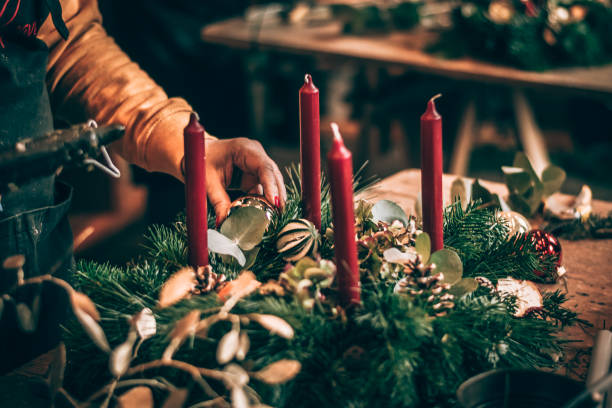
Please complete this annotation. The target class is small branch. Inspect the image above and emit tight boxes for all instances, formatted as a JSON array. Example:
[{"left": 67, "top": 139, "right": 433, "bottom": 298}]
[
  {"left": 83, "top": 378, "right": 171, "bottom": 405},
  {"left": 98, "top": 378, "right": 118, "bottom": 408},
  {"left": 188, "top": 397, "right": 229, "bottom": 408},
  {"left": 126, "top": 359, "right": 225, "bottom": 398}
]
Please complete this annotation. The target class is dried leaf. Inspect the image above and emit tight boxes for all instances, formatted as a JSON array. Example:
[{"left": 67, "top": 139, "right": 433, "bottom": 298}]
[
  {"left": 224, "top": 363, "right": 250, "bottom": 388},
  {"left": 109, "top": 335, "right": 136, "bottom": 377},
  {"left": 16, "top": 303, "right": 36, "bottom": 333},
  {"left": 217, "top": 329, "right": 240, "bottom": 365},
  {"left": 71, "top": 291, "right": 100, "bottom": 322},
  {"left": 217, "top": 271, "right": 261, "bottom": 302},
  {"left": 159, "top": 268, "right": 197, "bottom": 308},
  {"left": 383, "top": 247, "right": 417, "bottom": 264},
  {"left": 117, "top": 386, "right": 153, "bottom": 408},
  {"left": 235, "top": 332, "right": 250, "bottom": 361},
  {"left": 248, "top": 314, "right": 294, "bottom": 339},
  {"left": 131, "top": 308, "right": 156, "bottom": 340},
  {"left": 252, "top": 359, "right": 301, "bottom": 384},
  {"left": 170, "top": 310, "right": 201, "bottom": 341},
  {"left": 231, "top": 386, "right": 249, "bottom": 408},
  {"left": 74, "top": 309, "right": 111, "bottom": 352},
  {"left": 161, "top": 388, "right": 188, "bottom": 408}
]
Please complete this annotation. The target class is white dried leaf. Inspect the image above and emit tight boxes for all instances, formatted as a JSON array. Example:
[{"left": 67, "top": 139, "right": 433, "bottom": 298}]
[
  {"left": 236, "top": 332, "right": 250, "bottom": 361},
  {"left": 231, "top": 386, "right": 249, "bottom": 408},
  {"left": 132, "top": 307, "right": 156, "bottom": 340},
  {"left": 158, "top": 268, "right": 197, "bottom": 308},
  {"left": 249, "top": 314, "right": 294, "bottom": 339},
  {"left": 217, "top": 329, "right": 240, "bottom": 365},
  {"left": 109, "top": 337, "right": 135, "bottom": 377},
  {"left": 75, "top": 309, "right": 111, "bottom": 353},
  {"left": 16, "top": 303, "right": 36, "bottom": 333},
  {"left": 161, "top": 388, "right": 188, "bottom": 408},
  {"left": 117, "top": 386, "right": 153, "bottom": 408},
  {"left": 223, "top": 363, "right": 250, "bottom": 388},
  {"left": 383, "top": 247, "right": 417, "bottom": 264},
  {"left": 252, "top": 359, "right": 301, "bottom": 385}
]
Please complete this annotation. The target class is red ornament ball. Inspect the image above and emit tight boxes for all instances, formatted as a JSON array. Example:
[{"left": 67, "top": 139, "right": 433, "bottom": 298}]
[{"left": 527, "top": 229, "right": 563, "bottom": 282}]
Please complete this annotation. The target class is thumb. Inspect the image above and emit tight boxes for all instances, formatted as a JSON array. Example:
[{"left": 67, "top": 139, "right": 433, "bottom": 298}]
[{"left": 207, "top": 172, "right": 232, "bottom": 227}]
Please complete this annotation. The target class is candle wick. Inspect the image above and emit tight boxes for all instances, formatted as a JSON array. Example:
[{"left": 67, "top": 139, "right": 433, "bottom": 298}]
[
  {"left": 429, "top": 93, "right": 442, "bottom": 104},
  {"left": 304, "top": 73, "right": 312, "bottom": 85},
  {"left": 330, "top": 122, "right": 343, "bottom": 142}
]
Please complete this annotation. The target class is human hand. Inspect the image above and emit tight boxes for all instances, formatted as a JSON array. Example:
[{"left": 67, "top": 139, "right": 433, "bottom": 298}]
[{"left": 203, "top": 138, "right": 286, "bottom": 226}]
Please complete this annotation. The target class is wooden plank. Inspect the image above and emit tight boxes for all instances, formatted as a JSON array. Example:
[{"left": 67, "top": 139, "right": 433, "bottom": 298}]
[
  {"left": 359, "top": 169, "right": 612, "bottom": 376},
  {"left": 202, "top": 18, "right": 612, "bottom": 97}
]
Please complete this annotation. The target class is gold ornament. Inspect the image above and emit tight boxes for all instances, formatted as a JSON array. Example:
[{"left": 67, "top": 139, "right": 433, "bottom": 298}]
[
  {"left": 498, "top": 211, "right": 531, "bottom": 236},
  {"left": 488, "top": 1, "right": 515, "bottom": 24},
  {"left": 229, "top": 194, "right": 277, "bottom": 221},
  {"left": 276, "top": 219, "right": 320, "bottom": 262}
]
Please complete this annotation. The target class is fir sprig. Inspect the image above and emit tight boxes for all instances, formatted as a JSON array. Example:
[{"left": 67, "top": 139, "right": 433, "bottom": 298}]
[{"left": 65, "top": 164, "right": 582, "bottom": 407}]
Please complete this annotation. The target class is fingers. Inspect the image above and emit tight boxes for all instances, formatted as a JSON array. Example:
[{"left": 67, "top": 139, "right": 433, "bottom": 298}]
[
  {"left": 207, "top": 171, "right": 232, "bottom": 227},
  {"left": 232, "top": 138, "right": 287, "bottom": 209},
  {"left": 247, "top": 184, "right": 264, "bottom": 195}
]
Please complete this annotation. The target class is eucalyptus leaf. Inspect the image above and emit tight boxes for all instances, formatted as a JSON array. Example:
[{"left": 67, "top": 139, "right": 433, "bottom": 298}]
[
  {"left": 372, "top": 200, "right": 409, "bottom": 226},
  {"left": 415, "top": 233, "right": 431, "bottom": 263},
  {"left": 541, "top": 165, "right": 566, "bottom": 197},
  {"left": 502, "top": 167, "right": 532, "bottom": 195},
  {"left": 449, "top": 278, "right": 479, "bottom": 297},
  {"left": 429, "top": 249, "right": 462, "bottom": 285},
  {"left": 220, "top": 206, "right": 269, "bottom": 251},
  {"left": 208, "top": 229, "right": 246, "bottom": 266},
  {"left": 513, "top": 152, "right": 539, "bottom": 180}
]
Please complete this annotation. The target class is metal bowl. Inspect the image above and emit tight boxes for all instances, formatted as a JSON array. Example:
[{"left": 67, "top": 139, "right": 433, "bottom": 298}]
[{"left": 457, "top": 369, "right": 594, "bottom": 408}]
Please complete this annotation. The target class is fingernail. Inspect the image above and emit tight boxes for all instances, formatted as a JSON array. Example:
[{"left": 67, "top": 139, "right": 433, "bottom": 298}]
[
  {"left": 274, "top": 196, "right": 280, "bottom": 208},
  {"left": 216, "top": 215, "right": 221, "bottom": 228}
]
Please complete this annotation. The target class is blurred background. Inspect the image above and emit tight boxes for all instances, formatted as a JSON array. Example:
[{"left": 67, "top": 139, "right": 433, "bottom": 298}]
[{"left": 66, "top": 0, "right": 612, "bottom": 264}]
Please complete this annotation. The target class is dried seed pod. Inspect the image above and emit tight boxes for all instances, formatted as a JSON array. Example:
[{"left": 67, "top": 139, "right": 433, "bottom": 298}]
[
  {"left": 236, "top": 332, "right": 250, "bottom": 361},
  {"left": 249, "top": 314, "right": 294, "bottom": 339},
  {"left": 276, "top": 219, "right": 320, "bottom": 262},
  {"left": 217, "top": 329, "right": 240, "bottom": 365}
]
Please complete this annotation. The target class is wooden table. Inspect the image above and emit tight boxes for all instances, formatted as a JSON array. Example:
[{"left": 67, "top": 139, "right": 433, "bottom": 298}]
[
  {"left": 203, "top": 19, "right": 612, "bottom": 97},
  {"left": 202, "top": 18, "right": 612, "bottom": 174},
  {"left": 360, "top": 169, "right": 612, "bottom": 376}
]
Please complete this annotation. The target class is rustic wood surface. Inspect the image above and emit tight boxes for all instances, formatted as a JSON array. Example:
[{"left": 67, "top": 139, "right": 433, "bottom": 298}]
[
  {"left": 202, "top": 18, "right": 612, "bottom": 98},
  {"left": 359, "top": 169, "right": 612, "bottom": 376}
]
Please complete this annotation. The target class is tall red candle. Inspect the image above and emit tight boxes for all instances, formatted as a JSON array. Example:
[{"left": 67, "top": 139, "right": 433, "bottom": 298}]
[
  {"left": 327, "top": 123, "right": 360, "bottom": 308},
  {"left": 184, "top": 113, "right": 208, "bottom": 267},
  {"left": 299, "top": 74, "right": 321, "bottom": 230},
  {"left": 420, "top": 94, "right": 444, "bottom": 252}
]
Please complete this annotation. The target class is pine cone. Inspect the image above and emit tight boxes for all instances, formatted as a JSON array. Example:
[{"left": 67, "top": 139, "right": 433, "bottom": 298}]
[
  {"left": 193, "top": 265, "right": 226, "bottom": 295},
  {"left": 394, "top": 254, "right": 455, "bottom": 316}
]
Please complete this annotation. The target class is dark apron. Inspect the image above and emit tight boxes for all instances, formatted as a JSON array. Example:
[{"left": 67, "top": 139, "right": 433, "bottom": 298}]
[{"left": 0, "top": 0, "right": 73, "bottom": 373}]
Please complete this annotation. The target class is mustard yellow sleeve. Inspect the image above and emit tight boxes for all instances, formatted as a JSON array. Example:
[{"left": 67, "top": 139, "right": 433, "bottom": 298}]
[{"left": 38, "top": 0, "right": 211, "bottom": 181}]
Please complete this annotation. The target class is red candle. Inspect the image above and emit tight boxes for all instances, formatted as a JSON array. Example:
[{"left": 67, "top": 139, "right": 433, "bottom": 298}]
[
  {"left": 184, "top": 113, "right": 208, "bottom": 267},
  {"left": 327, "top": 123, "right": 360, "bottom": 308},
  {"left": 421, "top": 94, "right": 444, "bottom": 252},
  {"left": 299, "top": 74, "right": 321, "bottom": 230}
]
